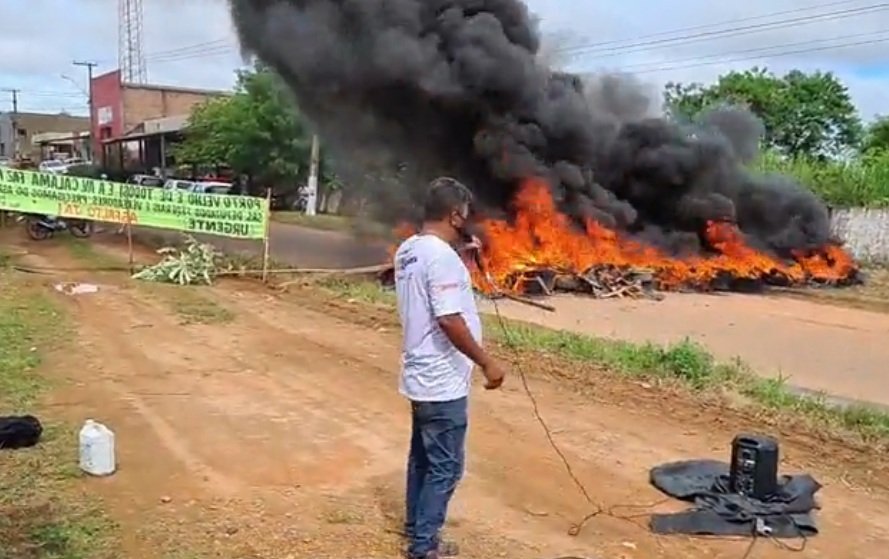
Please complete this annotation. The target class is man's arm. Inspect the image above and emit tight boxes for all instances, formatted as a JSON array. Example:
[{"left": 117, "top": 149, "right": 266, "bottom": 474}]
[{"left": 426, "top": 253, "right": 491, "bottom": 369}]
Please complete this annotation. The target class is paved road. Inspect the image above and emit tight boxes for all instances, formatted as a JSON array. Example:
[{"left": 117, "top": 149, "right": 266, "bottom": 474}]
[
  {"left": 132, "top": 221, "right": 390, "bottom": 269},
  {"left": 130, "top": 222, "right": 889, "bottom": 407},
  {"left": 481, "top": 294, "right": 889, "bottom": 408}
]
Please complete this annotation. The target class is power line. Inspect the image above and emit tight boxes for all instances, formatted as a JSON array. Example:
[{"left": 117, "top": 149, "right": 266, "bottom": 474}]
[
  {"left": 147, "top": 45, "right": 237, "bottom": 64},
  {"left": 559, "top": 2, "right": 889, "bottom": 59},
  {"left": 81, "top": 2, "right": 887, "bottom": 73},
  {"left": 556, "top": 0, "right": 868, "bottom": 52},
  {"left": 16, "top": 90, "right": 85, "bottom": 99},
  {"left": 630, "top": 35, "right": 889, "bottom": 74},
  {"left": 17, "top": 107, "right": 88, "bottom": 113},
  {"left": 144, "top": 39, "right": 230, "bottom": 59},
  {"left": 89, "top": 38, "right": 235, "bottom": 66},
  {"left": 612, "top": 29, "right": 889, "bottom": 73},
  {"left": 128, "top": 0, "right": 875, "bottom": 63}
]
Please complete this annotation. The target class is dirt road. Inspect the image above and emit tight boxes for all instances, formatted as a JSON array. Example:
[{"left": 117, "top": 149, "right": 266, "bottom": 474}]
[{"left": 10, "top": 236, "right": 889, "bottom": 558}]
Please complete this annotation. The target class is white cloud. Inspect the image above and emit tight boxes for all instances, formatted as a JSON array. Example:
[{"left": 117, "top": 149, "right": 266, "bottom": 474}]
[
  {"left": 1, "top": 0, "right": 886, "bottom": 119},
  {"left": 538, "top": 0, "right": 889, "bottom": 119}
]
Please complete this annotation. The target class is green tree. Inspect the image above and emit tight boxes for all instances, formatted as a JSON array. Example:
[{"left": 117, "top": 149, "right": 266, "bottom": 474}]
[
  {"left": 862, "top": 115, "right": 889, "bottom": 154},
  {"left": 664, "top": 67, "right": 863, "bottom": 158},
  {"left": 174, "top": 65, "right": 311, "bottom": 189}
]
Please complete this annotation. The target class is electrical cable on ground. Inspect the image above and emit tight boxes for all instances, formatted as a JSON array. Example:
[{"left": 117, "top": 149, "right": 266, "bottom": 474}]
[{"left": 475, "top": 259, "right": 809, "bottom": 559}]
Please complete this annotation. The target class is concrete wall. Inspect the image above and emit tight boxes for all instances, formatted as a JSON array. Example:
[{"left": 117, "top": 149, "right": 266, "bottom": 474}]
[
  {"left": 0, "top": 111, "right": 89, "bottom": 160},
  {"left": 830, "top": 208, "right": 889, "bottom": 262},
  {"left": 91, "top": 70, "right": 125, "bottom": 158},
  {"left": 121, "top": 85, "right": 225, "bottom": 132},
  {"left": 90, "top": 70, "right": 229, "bottom": 163},
  {"left": 0, "top": 113, "right": 14, "bottom": 158}
]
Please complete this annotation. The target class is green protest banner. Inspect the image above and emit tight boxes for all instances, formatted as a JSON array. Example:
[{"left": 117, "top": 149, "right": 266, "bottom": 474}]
[{"left": 0, "top": 168, "right": 268, "bottom": 239}]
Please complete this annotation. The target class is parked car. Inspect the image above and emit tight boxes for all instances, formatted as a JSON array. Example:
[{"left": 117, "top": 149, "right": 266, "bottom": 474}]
[
  {"left": 127, "top": 174, "right": 164, "bottom": 187},
  {"left": 163, "top": 179, "right": 197, "bottom": 190},
  {"left": 160, "top": 180, "right": 233, "bottom": 194},
  {"left": 38, "top": 159, "right": 67, "bottom": 174},
  {"left": 192, "top": 181, "right": 233, "bottom": 194}
]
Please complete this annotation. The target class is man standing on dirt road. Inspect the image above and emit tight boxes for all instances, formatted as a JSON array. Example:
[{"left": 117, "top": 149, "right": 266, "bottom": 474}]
[{"left": 393, "top": 177, "right": 506, "bottom": 559}]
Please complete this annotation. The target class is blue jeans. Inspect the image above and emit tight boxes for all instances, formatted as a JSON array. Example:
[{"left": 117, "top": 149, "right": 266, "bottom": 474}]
[{"left": 405, "top": 397, "right": 468, "bottom": 557}]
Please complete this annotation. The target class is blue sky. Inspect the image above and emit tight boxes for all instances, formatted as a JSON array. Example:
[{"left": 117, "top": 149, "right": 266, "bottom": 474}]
[{"left": 1, "top": 0, "right": 888, "bottom": 119}]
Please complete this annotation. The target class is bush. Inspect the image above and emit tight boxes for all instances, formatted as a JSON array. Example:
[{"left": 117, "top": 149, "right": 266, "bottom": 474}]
[{"left": 754, "top": 151, "right": 889, "bottom": 207}]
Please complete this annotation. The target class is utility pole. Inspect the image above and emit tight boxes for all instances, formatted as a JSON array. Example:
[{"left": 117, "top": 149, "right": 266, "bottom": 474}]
[
  {"left": 305, "top": 134, "right": 320, "bottom": 216},
  {"left": 73, "top": 61, "right": 97, "bottom": 161},
  {"left": 1, "top": 88, "right": 20, "bottom": 158}
]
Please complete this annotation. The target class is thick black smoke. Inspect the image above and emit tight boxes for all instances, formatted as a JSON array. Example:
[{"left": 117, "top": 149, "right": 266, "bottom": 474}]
[{"left": 227, "top": 0, "right": 832, "bottom": 256}]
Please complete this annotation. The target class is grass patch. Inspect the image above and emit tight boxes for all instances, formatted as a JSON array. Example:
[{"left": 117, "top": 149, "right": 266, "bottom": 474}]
[
  {"left": 0, "top": 270, "right": 118, "bottom": 558},
  {"left": 0, "top": 281, "right": 61, "bottom": 409},
  {"left": 754, "top": 150, "right": 889, "bottom": 207},
  {"left": 317, "top": 277, "right": 396, "bottom": 306},
  {"left": 316, "top": 277, "right": 889, "bottom": 442},
  {"left": 60, "top": 237, "right": 121, "bottom": 269},
  {"left": 146, "top": 285, "right": 235, "bottom": 325},
  {"left": 495, "top": 322, "right": 735, "bottom": 389},
  {"left": 272, "top": 212, "right": 354, "bottom": 230}
]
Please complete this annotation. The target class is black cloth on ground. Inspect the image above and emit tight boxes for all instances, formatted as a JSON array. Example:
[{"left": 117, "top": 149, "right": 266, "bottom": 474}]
[
  {"left": 648, "top": 459, "right": 820, "bottom": 538},
  {"left": 0, "top": 415, "right": 43, "bottom": 449}
]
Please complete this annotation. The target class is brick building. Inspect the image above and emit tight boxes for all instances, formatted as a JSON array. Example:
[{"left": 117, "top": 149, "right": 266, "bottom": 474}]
[
  {"left": 90, "top": 69, "right": 229, "bottom": 169},
  {"left": 0, "top": 111, "right": 89, "bottom": 161}
]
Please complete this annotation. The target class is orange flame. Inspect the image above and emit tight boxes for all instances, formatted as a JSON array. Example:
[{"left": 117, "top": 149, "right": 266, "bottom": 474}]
[{"left": 391, "top": 177, "right": 858, "bottom": 293}]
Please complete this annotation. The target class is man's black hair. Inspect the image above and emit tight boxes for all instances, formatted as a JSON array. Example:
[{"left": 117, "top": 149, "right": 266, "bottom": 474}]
[{"left": 423, "top": 177, "right": 473, "bottom": 221}]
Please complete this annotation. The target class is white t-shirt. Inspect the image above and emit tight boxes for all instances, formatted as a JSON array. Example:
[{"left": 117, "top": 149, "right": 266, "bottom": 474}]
[{"left": 394, "top": 234, "right": 482, "bottom": 402}]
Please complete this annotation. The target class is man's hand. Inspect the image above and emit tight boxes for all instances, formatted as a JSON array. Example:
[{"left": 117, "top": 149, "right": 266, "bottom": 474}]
[
  {"left": 458, "top": 235, "right": 483, "bottom": 269},
  {"left": 482, "top": 361, "right": 506, "bottom": 389},
  {"left": 463, "top": 235, "right": 482, "bottom": 251}
]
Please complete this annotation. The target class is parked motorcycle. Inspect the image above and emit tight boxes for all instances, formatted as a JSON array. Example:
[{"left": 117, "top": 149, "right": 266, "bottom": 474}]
[{"left": 18, "top": 215, "right": 93, "bottom": 241}]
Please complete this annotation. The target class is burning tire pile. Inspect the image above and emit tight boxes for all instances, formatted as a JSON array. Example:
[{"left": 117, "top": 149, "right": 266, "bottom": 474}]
[
  {"left": 385, "top": 178, "right": 861, "bottom": 301},
  {"left": 468, "top": 179, "right": 861, "bottom": 299},
  {"left": 228, "top": 0, "right": 863, "bottom": 302}
]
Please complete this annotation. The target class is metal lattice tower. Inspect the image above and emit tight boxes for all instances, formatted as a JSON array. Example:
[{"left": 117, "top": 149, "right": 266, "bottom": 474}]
[{"left": 118, "top": 0, "right": 147, "bottom": 83}]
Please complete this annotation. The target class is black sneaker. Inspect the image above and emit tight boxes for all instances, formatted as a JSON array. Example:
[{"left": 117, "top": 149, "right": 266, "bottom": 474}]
[{"left": 405, "top": 540, "right": 459, "bottom": 559}]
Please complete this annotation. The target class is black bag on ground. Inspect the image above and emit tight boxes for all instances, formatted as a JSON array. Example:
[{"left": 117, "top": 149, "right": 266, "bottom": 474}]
[{"left": 0, "top": 415, "right": 43, "bottom": 449}]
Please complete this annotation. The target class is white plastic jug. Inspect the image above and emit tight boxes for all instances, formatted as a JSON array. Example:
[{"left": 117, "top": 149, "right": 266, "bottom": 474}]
[{"left": 78, "top": 419, "right": 116, "bottom": 476}]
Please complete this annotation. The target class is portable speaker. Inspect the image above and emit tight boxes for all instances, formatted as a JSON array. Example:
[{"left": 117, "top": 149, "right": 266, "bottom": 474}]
[{"left": 729, "top": 434, "right": 779, "bottom": 500}]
